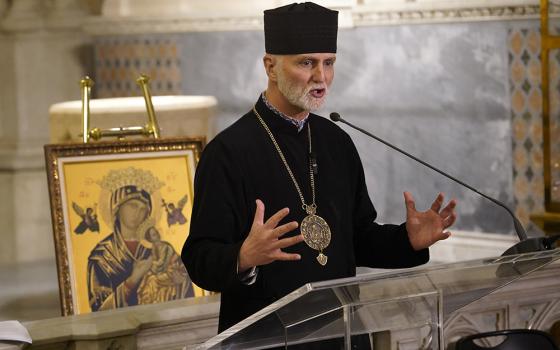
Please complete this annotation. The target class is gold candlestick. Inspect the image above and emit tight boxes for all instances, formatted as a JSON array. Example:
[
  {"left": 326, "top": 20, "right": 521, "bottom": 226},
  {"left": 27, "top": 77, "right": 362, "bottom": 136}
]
[
  {"left": 137, "top": 74, "right": 161, "bottom": 139},
  {"left": 80, "top": 76, "right": 94, "bottom": 143}
]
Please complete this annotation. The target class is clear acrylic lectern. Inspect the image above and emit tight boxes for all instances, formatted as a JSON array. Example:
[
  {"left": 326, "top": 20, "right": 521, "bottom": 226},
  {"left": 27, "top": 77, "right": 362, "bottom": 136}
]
[{"left": 196, "top": 249, "right": 560, "bottom": 349}]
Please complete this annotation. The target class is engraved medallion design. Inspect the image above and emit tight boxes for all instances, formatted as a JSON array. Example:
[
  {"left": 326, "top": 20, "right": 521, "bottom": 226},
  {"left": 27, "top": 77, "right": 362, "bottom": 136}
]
[{"left": 301, "top": 214, "right": 331, "bottom": 266}]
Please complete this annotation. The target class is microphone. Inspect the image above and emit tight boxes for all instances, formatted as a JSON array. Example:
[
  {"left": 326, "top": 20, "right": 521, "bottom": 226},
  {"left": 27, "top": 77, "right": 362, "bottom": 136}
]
[{"left": 329, "top": 112, "right": 559, "bottom": 256}]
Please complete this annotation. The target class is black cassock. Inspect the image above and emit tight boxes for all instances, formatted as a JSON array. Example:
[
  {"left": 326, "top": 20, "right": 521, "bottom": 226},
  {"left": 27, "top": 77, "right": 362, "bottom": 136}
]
[{"left": 182, "top": 95, "right": 429, "bottom": 336}]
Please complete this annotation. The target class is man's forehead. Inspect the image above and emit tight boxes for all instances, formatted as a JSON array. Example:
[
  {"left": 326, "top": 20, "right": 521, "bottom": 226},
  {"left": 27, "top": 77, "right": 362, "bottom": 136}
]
[{"left": 288, "top": 53, "right": 337, "bottom": 59}]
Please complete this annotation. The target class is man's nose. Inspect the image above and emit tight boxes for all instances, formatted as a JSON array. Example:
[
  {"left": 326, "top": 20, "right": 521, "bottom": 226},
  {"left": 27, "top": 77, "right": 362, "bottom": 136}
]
[{"left": 312, "top": 65, "right": 325, "bottom": 83}]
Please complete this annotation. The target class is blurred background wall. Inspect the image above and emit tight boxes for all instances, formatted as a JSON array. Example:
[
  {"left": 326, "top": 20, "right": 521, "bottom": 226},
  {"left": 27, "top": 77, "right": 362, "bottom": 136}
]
[{"left": 0, "top": 0, "right": 554, "bottom": 268}]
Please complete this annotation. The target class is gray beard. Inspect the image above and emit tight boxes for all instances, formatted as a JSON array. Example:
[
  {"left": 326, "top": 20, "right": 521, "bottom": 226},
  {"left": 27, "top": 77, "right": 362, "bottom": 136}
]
[{"left": 276, "top": 71, "right": 327, "bottom": 112}]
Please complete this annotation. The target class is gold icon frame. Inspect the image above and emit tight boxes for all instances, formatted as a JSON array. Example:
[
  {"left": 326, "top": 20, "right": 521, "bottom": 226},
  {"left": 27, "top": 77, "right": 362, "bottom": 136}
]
[{"left": 45, "top": 137, "right": 204, "bottom": 315}]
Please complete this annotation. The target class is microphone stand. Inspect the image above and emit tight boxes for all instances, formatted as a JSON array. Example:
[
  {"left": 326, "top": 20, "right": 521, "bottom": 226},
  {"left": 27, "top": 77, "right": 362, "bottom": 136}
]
[{"left": 329, "top": 112, "right": 560, "bottom": 256}]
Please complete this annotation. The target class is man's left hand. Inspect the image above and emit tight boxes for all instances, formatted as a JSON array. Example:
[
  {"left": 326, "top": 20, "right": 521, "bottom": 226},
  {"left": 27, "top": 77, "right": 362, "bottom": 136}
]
[{"left": 404, "top": 192, "right": 457, "bottom": 251}]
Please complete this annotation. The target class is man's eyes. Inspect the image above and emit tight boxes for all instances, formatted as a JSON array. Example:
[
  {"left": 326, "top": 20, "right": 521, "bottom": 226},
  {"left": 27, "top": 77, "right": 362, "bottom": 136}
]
[{"left": 298, "top": 59, "right": 335, "bottom": 67}]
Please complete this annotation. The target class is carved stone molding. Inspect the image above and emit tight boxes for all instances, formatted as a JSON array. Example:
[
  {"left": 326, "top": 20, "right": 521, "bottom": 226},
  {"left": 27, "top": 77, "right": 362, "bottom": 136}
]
[
  {"left": 84, "top": 15, "right": 264, "bottom": 36},
  {"left": 84, "top": 2, "right": 560, "bottom": 35},
  {"left": 0, "top": 144, "right": 47, "bottom": 171},
  {"left": 1, "top": 0, "right": 45, "bottom": 31},
  {"left": 444, "top": 263, "right": 560, "bottom": 348},
  {"left": 100, "top": 0, "right": 355, "bottom": 17},
  {"left": 523, "top": 299, "right": 560, "bottom": 330},
  {"left": 45, "top": 0, "right": 88, "bottom": 29},
  {"left": 353, "top": 5, "right": 548, "bottom": 26},
  {"left": 1, "top": 0, "right": 91, "bottom": 32},
  {"left": 429, "top": 230, "right": 518, "bottom": 263}
]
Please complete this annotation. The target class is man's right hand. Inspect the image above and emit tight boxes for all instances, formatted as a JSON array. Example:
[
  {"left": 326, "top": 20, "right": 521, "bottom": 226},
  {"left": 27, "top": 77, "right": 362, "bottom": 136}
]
[{"left": 238, "top": 199, "right": 304, "bottom": 273}]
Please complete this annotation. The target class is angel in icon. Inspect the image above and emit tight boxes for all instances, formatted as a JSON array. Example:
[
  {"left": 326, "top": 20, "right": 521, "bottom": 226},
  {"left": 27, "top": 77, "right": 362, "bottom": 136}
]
[
  {"left": 162, "top": 194, "right": 188, "bottom": 227},
  {"left": 72, "top": 202, "right": 100, "bottom": 234}
]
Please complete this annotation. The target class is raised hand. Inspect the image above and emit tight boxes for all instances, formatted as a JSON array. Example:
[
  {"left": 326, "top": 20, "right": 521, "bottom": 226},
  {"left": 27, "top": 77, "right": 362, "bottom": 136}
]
[
  {"left": 404, "top": 192, "right": 457, "bottom": 251},
  {"left": 238, "top": 199, "right": 304, "bottom": 272}
]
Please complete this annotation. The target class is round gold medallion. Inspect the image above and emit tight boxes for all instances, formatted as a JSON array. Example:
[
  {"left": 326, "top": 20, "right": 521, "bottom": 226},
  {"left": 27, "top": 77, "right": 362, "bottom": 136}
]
[{"left": 301, "top": 214, "right": 331, "bottom": 265}]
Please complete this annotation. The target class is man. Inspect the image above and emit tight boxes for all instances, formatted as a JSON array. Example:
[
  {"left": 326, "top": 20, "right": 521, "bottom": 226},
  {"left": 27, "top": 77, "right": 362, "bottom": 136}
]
[{"left": 182, "top": 1, "right": 456, "bottom": 339}]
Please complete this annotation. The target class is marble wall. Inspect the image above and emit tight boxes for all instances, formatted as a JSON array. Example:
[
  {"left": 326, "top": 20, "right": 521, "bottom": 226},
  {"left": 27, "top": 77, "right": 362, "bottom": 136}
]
[{"left": 174, "top": 22, "right": 521, "bottom": 234}]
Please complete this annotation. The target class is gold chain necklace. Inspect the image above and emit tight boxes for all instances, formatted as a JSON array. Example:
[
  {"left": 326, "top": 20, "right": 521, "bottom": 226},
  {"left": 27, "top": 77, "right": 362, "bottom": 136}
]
[{"left": 253, "top": 106, "right": 331, "bottom": 266}]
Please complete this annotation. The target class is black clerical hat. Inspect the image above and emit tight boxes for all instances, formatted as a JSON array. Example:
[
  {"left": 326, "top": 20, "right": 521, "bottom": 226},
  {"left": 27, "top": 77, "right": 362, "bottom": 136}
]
[{"left": 264, "top": 2, "right": 338, "bottom": 54}]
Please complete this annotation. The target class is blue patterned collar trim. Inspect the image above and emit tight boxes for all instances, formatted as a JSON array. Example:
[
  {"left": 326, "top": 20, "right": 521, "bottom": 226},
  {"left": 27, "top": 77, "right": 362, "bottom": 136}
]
[{"left": 261, "top": 92, "right": 309, "bottom": 132}]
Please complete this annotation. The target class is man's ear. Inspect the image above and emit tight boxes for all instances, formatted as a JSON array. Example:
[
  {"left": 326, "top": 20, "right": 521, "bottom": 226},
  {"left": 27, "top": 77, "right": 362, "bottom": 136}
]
[{"left": 263, "top": 54, "right": 278, "bottom": 82}]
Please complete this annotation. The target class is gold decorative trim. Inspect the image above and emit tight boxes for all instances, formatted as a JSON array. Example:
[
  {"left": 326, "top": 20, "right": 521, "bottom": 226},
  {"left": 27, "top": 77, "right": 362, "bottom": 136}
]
[{"left": 44, "top": 137, "right": 204, "bottom": 316}]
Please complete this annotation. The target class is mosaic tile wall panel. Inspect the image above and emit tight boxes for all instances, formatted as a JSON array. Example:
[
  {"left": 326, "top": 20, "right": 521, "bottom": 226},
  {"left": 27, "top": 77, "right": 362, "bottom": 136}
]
[
  {"left": 508, "top": 27, "right": 560, "bottom": 227},
  {"left": 94, "top": 37, "right": 182, "bottom": 98}
]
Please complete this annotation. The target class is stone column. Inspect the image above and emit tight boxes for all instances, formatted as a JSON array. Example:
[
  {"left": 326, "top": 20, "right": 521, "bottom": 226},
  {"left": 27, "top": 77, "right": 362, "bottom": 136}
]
[
  {"left": 0, "top": 0, "right": 9, "bottom": 18},
  {"left": 47, "top": 0, "right": 88, "bottom": 27},
  {"left": 0, "top": 0, "right": 92, "bottom": 264},
  {"left": 2, "top": 0, "right": 45, "bottom": 30}
]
